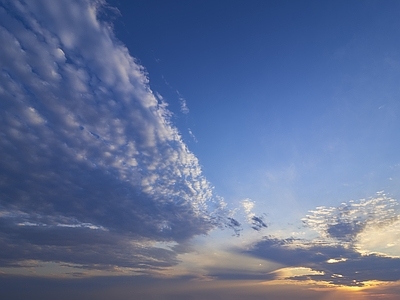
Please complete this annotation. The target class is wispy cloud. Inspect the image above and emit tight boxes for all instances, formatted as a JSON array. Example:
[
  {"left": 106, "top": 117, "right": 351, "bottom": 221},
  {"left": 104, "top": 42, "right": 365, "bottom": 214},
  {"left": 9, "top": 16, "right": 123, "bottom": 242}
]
[
  {"left": 177, "top": 91, "right": 189, "bottom": 114},
  {"left": 188, "top": 128, "right": 198, "bottom": 143},
  {"left": 241, "top": 199, "right": 267, "bottom": 231},
  {"left": 0, "top": 0, "right": 230, "bottom": 273}
]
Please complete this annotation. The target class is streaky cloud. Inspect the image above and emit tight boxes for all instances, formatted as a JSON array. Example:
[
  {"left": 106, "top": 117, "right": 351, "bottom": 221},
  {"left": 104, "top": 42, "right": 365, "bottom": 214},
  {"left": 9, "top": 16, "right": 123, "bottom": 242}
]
[{"left": 241, "top": 198, "right": 267, "bottom": 231}]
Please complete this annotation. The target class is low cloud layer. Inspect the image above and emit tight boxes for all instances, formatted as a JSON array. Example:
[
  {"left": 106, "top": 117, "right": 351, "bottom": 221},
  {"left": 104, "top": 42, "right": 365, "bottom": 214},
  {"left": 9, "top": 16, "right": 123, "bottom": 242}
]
[{"left": 0, "top": 0, "right": 230, "bottom": 272}]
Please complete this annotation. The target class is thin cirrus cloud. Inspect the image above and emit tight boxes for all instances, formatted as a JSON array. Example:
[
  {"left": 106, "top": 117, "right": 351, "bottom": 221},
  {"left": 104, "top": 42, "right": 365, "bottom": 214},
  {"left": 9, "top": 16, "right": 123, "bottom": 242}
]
[{"left": 0, "top": 0, "right": 232, "bottom": 272}]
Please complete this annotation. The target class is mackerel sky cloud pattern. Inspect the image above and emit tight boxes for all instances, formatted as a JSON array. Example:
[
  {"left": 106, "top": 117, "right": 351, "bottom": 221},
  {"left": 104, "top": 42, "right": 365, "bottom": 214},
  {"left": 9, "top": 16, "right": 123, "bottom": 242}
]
[
  {"left": 2, "top": 0, "right": 400, "bottom": 299},
  {"left": 0, "top": 0, "right": 229, "bottom": 272}
]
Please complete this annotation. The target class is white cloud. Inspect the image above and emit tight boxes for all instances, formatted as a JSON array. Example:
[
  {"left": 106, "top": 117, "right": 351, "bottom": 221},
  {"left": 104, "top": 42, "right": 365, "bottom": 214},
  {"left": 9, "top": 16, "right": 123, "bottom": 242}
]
[
  {"left": 303, "top": 191, "right": 399, "bottom": 245},
  {"left": 188, "top": 128, "right": 198, "bottom": 143},
  {"left": 177, "top": 90, "right": 189, "bottom": 114},
  {"left": 356, "top": 218, "right": 400, "bottom": 257},
  {"left": 0, "top": 0, "right": 230, "bottom": 274},
  {"left": 179, "top": 97, "right": 189, "bottom": 114},
  {"left": 242, "top": 198, "right": 255, "bottom": 221}
]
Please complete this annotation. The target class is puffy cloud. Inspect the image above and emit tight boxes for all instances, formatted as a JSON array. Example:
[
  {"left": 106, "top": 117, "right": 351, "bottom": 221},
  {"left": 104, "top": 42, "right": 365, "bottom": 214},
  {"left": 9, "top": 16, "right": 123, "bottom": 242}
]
[
  {"left": 0, "top": 0, "right": 228, "bottom": 273},
  {"left": 303, "top": 191, "right": 399, "bottom": 246},
  {"left": 246, "top": 192, "right": 400, "bottom": 286}
]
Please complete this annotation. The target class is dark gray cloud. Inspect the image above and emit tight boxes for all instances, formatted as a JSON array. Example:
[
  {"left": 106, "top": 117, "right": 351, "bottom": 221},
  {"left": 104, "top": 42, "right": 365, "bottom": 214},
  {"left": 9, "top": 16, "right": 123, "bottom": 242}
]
[
  {"left": 206, "top": 271, "right": 276, "bottom": 281},
  {"left": 251, "top": 215, "right": 267, "bottom": 231},
  {"left": 248, "top": 237, "right": 353, "bottom": 266},
  {"left": 305, "top": 254, "right": 400, "bottom": 286},
  {"left": 246, "top": 193, "right": 400, "bottom": 286},
  {"left": 240, "top": 198, "right": 268, "bottom": 232},
  {"left": 248, "top": 236, "right": 400, "bottom": 286},
  {"left": 226, "top": 217, "right": 242, "bottom": 236},
  {"left": 0, "top": 217, "right": 178, "bottom": 270},
  {"left": 0, "top": 0, "right": 230, "bottom": 272},
  {"left": 0, "top": 274, "right": 341, "bottom": 300}
]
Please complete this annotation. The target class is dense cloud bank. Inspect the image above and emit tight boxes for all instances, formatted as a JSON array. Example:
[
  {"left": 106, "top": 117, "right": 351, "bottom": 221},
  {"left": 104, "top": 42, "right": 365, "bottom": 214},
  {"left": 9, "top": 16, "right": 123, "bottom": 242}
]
[{"left": 0, "top": 0, "right": 229, "bottom": 271}]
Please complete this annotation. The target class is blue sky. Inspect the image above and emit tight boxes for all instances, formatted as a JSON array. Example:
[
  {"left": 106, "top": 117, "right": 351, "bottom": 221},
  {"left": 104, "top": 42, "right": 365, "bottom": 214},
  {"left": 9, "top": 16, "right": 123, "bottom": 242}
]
[
  {"left": 113, "top": 0, "right": 400, "bottom": 215},
  {"left": 1, "top": 0, "right": 400, "bottom": 299}
]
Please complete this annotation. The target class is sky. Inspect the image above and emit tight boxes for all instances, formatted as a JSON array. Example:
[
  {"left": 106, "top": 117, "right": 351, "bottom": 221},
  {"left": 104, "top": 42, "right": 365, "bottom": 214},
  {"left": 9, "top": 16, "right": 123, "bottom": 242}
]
[{"left": 1, "top": 0, "right": 400, "bottom": 299}]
